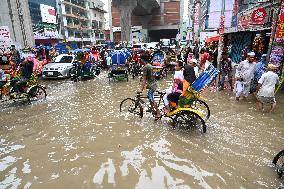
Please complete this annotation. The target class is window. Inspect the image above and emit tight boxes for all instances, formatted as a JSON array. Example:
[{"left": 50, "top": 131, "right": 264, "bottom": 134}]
[{"left": 54, "top": 56, "right": 74, "bottom": 63}]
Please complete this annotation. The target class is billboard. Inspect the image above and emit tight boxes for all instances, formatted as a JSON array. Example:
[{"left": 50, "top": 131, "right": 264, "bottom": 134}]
[
  {"left": 275, "top": 1, "right": 284, "bottom": 42},
  {"left": 0, "top": 26, "right": 13, "bottom": 52},
  {"left": 208, "top": 0, "right": 234, "bottom": 29},
  {"left": 40, "top": 4, "right": 57, "bottom": 24}
]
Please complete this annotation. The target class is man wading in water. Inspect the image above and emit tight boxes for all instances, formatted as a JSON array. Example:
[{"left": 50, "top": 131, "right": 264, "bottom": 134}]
[
  {"left": 138, "top": 54, "right": 161, "bottom": 120},
  {"left": 235, "top": 52, "right": 256, "bottom": 101}
]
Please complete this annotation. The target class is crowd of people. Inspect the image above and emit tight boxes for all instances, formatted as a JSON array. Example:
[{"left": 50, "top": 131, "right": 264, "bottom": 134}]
[
  {"left": 0, "top": 42, "right": 282, "bottom": 113},
  {"left": 137, "top": 44, "right": 282, "bottom": 116}
]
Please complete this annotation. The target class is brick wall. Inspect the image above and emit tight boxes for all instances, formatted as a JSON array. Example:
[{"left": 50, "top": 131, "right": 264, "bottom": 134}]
[
  {"left": 163, "top": 1, "right": 180, "bottom": 25},
  {"left": 111, "top": 6, "right": 120, "bottom": 27}
]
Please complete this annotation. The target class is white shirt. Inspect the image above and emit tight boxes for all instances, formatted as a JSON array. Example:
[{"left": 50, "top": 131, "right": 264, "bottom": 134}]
[
  {"left": 174, "top": 70, "right": 184, "bottom": 81},
  {"left": 257, "top": 71, "right": 279, "bottom": 97},
  {"left": 194, "top": 67, "right": 199, "bottom": 78},
  {"left": 236, "top": 60, "right": 256, "bottom": 84},
  {"left": 106, "top": 57, "right": 112, "bottom": 66},
  {"left": 204, "top": 60, "right": 212, "bottom": 71}
]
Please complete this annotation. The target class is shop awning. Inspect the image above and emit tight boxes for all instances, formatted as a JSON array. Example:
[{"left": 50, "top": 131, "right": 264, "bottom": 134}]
[{"left": 206, "top": 35, "right": 220, "bottom": 43}]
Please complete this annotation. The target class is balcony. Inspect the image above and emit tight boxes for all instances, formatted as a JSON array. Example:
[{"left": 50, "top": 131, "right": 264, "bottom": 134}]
[
  {"left": 64, "top": 13, "right": 89, "bottom": 21},
  {"left": 90, "top": 2, "right": 107, "bottom": 13},
  {"left": 63, "top": 0, "right": 87, "bottom": 10}
]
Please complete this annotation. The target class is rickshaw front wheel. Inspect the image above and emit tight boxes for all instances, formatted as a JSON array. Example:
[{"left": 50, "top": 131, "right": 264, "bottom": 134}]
[
  {"left": 120, "top": 98, "right": 143, "bottom": 118},
  {"left": 27, "top": 86, "right": 47, "bottom": 103}
]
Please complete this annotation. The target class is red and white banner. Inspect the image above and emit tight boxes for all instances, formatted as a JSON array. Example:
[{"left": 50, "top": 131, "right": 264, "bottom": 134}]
[
  {"left": 275, "top": 0, "right": 284, "bottom": 42},
  {"left": 40, "top": 4, "right": 57, "bottom": 24},
  {"left": 219, "top": 15, "right": 225, "bottom": 35},
  {"left": 0, "top": 26, "right": 11, "bottom": 40},
  {"left": 0, "top": 26, "right": 13, "bottom": 52},
  {"left": 251, "top": 8, "right": 267, "bottom": 23},
  {"left": 238, "top": 7, "right": 267, "bottom": 30}
]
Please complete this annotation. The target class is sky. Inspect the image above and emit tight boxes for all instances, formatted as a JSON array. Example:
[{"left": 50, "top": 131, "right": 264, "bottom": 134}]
[{"left": 101, "top": 0, "right": 189, "bottom": 29}]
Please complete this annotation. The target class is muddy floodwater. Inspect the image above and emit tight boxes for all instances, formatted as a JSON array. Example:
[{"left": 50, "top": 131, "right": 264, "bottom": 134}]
[{"left": 0, "top": 72, "right": 284, "bottom": 189}]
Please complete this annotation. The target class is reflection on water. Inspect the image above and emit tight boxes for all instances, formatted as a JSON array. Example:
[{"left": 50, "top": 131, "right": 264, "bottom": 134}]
[{"left": 0, "top": 72, "right": 283, "bottom": 188}]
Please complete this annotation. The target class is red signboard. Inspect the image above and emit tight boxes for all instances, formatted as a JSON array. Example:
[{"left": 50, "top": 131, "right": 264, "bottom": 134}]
[
  {"left": 276, "top": 1, "right": 284, "bottom": 42},
  {"left": 251, "top": 8, "right": 267, "bottom": 23},
  {"left": 238, "top": 7, "right": 267, "bottom": 30}
]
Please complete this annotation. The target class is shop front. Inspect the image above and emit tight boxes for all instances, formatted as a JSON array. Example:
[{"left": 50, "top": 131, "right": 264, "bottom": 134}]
[{"left": 224, "top": 4, "right": 276, "bottom": 63}]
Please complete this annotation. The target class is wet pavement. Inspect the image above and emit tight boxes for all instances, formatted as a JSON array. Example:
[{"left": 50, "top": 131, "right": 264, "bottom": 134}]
[{"left": 0, "top": 72, "right": 283, "bottom": 188}]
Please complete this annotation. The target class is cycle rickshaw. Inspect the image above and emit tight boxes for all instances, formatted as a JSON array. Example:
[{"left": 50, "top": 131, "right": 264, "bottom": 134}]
[
  {"left": 108, "top": 50, "right": 129, "bottom": 82},
  {"left": 120, "top": 65, "right": 218, "bottom": 133},
  {"left": 0, "top": 72, "right": 47, "bottom": 103}
]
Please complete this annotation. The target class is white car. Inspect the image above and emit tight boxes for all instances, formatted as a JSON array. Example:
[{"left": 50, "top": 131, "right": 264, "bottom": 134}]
[{"left": 42, "top": 54, "right": 75, "bottom": 79}]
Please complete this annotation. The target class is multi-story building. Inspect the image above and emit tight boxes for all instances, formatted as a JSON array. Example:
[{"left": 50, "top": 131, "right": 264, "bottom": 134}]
[
  {"left": 28, "top": 0, "right": 61, "bottom": 45},
  {"left": 89, "top": 0, "right": 106, "bottom": 43},
  {"left": 110, "top": 0, "right": 184, "bottom": 42},
  {"left": 59, "top": 0, "right": 106, "bottom": 47},
  {"left": 0, "top": 0, "right": 34, "bottom": 49}
]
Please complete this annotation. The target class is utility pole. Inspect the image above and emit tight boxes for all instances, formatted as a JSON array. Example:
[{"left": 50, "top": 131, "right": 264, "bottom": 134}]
[{"left": 217, "top": 0, "right": 225, "bottom": 83}]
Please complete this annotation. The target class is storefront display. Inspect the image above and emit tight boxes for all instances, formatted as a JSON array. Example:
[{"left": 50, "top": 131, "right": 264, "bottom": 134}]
[
  {"left": 252, "top": 34, "right": 265, "bottom": 58},
  {"left": 269, "top": 45, "right": 284, "bottom": 72}
]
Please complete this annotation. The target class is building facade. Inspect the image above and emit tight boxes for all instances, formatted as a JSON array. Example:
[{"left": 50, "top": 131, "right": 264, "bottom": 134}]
[
  {"left": 28, "top": 0, "right": 60, "bottom": 45},
  {"left": 59, "top": 0, "right": 106, "bottom": 47},
  {"left": 90, "top": 0, "right": 106, "bottom": 43},
  {"left": 0, "top": 0, "right": 34, "bottom": 49},
  {"left": 110, "top": 0, "right": 183, "bottom": 42}
]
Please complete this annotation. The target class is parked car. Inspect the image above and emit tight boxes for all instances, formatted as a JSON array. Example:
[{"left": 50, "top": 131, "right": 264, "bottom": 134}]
[{"left": 42, "top": 54, "right": 75, "bottom": 79}]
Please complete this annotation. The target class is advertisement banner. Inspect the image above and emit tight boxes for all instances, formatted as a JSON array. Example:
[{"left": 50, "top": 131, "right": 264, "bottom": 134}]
[
  {"left": 238, "top": 7, "right": 267, "bottom": 31},
  {"left": 269, "top": 45, "right": 284, "bottom": 69},
  {"left": 32, "top": 22, "right": 60, "bottom": 40},
  {"left": 40, "top": 4, "right": 57, "bottom": 24},
  {"left": 219, "top": 15, "right": 225, "bottom": 35},
  {"left": 232, "top": 0, "right": 238, "bottom": 27},
  {"left": 0, "top": 26, "right": 13, "bottom": 52},
  {"left": 275, "top": 1, "right": 284, "bottom": 42}
]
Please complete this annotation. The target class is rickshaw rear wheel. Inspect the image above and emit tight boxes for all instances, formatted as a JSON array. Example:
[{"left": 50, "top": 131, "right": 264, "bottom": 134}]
[
  {"left": 173, "top": 111, "right": 206, "bottom": 133},
  {"left": 191, "top": 99, "right": 210, "bottom": 120}
]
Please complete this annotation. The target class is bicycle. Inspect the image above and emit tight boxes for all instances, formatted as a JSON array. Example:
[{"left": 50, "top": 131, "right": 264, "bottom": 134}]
[{"left": 120, "top": 91, "right": 165, "bottom": 118}]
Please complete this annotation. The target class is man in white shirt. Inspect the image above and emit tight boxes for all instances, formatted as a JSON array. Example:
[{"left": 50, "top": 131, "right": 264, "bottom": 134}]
[
  {"left": 235, "top": 52, "right": 256, "bottom": 100},
  {"left": 106, "top": 56, "right": 112, "bottom": 69},
  {"left": 256, "top": 64, "right": 279, "bottom": 113}
]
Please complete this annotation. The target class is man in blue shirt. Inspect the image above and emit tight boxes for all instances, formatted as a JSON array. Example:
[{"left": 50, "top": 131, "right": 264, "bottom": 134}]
[
  {"left": 254, "top": 54, "right": 267, "bottom": 81},
  {"left": 251, "top": 54, "right": 267, "bottom": 93}
]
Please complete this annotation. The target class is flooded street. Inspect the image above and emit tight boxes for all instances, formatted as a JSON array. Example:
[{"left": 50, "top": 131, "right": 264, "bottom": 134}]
[{"left": 0, "top": 72, "right": 283, "bottom": 189}]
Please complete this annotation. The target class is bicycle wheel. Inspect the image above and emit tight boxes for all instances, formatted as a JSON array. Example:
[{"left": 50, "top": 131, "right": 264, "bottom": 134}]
[
  {"left": 28, "top": 86, "right": 47, "bottom": 102},
  {"left": 272, "top": 150, "right": 284, "bottom": 178},
  {"left": 191, "top": 99, "right": 210, "bottom": 120},
  {"left": 173, "top": 111, "right": 206, "bottom": 133},
  {"left": 120, "top": 98, "right": 143, "bottom": 118}
]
